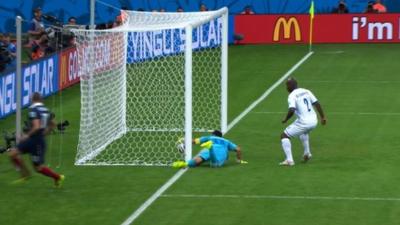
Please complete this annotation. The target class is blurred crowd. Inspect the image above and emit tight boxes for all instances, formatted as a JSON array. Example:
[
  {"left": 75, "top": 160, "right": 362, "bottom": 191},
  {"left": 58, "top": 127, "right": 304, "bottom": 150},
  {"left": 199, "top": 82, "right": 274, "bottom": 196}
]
[
  {"left": 0, "top": 7, "right": 74, "bottom": 72},
  {"left": 0, "top": 7, "right": 80, "bottom": 72},
  {"left": 0, "top": 33, "right": 16, "bottom": 72},
  {"left": 332, "top": 0, "right": 387, "bottom": 13},
  {"left": 28, "top": 7, "right": 76, "bottom": 61}
]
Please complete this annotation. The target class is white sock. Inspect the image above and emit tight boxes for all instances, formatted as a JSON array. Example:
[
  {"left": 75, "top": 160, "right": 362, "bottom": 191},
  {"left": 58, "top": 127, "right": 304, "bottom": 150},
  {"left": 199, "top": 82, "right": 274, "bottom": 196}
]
[
  {"left": 299, "top": 134, "right": 311, "bottom": 156},
  {"left": 281, "top": 138, "right": 293, "bottom": 162}
]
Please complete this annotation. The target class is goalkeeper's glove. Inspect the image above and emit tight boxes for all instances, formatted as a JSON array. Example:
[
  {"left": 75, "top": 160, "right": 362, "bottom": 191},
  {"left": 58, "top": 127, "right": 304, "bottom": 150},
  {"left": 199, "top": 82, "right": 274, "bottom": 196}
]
[
  {"left": 236, "top": 159, "right": 248, "bottom": 164},
  {"left": 200, "top": 141, "right": 213, "bottom": 149}
]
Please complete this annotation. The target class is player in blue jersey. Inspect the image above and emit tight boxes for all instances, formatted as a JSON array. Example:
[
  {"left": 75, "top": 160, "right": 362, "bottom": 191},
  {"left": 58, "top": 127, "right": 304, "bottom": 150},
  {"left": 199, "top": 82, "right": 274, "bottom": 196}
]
[
  {"left": 172, "top": 130, "right": 247, "bottom": 168},
  {"left": 8, "top": 92, "right": 65, "bottom": 187}
]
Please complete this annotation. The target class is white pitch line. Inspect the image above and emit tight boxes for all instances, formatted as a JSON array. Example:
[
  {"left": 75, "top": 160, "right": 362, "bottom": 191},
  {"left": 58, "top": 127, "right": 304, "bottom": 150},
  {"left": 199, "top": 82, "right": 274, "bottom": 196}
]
[
  {"left": 302, "top": 80, "right": 400, "bottom": 84},
  {"left": 227, "top": 51, "right": 314, "bottom": 131},
  {"left": 253, "top": 111, "right": 400, "bottom": 116},
  {"left": 120, "top": 51, "right": 314, "bottom": 225},
  {"left": 320, "top": 50, "right": 345, "bottom": 54},
  {"left": 121, "top": 169, "right": 187, "bottom": 225},
  {"left": 161, "top": 194, "right": 400, "bottom": 202}
]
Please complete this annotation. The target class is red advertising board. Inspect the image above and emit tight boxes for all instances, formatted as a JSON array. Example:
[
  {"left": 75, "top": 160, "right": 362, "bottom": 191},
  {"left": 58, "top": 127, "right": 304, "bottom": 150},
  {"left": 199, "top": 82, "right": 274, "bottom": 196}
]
[
  {"left": 235, "top": 14, "right": 400, "bottom": 44},
  {"left": 58, "top": 47, "right": 79, "bottom": 90}
]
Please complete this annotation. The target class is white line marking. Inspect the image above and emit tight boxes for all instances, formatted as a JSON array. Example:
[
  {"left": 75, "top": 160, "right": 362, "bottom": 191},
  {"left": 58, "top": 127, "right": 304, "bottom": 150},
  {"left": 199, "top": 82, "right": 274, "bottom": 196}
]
[
  {"left": 120, "top": 52, "right": 314, "bottom": 225},
  {"left": 302, "top": 80, "right": 400, "bottom": 84},
  {"left": 320, "top": 50, "right": 344, "bottom": 55},
  {"left": 121, "top": 169, "right": 187, "bottom": 225},
  {"left": 320, "top": 50, "right": 344, "bottom": 54},
  {"left": 253, "top": 111, "right": 400, "bottom": 116},
  {"left": 161, "top": 194, "right": 400, "bottom": 202},
  {"left": 227, "top": 51, "right": 314, "bottom": 131}
]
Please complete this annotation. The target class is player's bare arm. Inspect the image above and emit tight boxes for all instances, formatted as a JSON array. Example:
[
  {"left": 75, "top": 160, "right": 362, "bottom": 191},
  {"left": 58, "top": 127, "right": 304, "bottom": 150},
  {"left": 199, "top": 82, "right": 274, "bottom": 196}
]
[
  {"left": 235, "top": 146, "right": 242, "bottom": 161},
  {"left": 312, "top": 102, "right": 327, "bottom": 125},
  {"left": 282, "top": 107, "right": 295, "bottom": 123},
  {"left": 235, "top": 146, "right": 248, "bottom": 164},
  {"left": 45, "top": 119, "right": 56, "bottom": 135},
  {"left": 22, "top": 118, "right": 40, "bottom": 140}
]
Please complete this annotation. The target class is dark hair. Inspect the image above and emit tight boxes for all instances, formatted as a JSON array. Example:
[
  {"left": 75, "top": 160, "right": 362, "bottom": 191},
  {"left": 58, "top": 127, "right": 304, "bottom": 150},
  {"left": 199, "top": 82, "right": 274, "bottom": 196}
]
[
  {"left": 32, "top": 92, "right": 42, "bottom": 102},
  {"left": 68, "top": 17, "right": 76, "bottom": 22},
  {"left": 33, "top": 7, "right": 42, "bottom": 13},
  {"left": 287, "top": 77, "right": 298, "bottom": 86},
  {"left": 212, "top": 130, "right": 222, "bottom": 137}
]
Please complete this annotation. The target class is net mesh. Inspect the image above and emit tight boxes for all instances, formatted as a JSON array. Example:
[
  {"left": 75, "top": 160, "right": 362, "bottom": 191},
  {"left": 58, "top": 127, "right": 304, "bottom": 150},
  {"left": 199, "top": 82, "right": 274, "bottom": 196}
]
[{"left": 73, "top": 9, "right": 225, "bottom": 166}]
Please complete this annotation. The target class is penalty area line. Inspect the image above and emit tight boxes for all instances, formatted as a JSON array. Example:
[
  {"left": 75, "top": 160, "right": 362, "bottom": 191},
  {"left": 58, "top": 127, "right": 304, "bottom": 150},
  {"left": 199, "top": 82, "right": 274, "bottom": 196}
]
[
  {"left": 120, "top": 51, "right": 314, "bottom": 225},
  {"left": 253, "top": 111, "right": 400, "bottom": 116},
  {"left": 161, "top": 194, "right": 400, "bottom": 202}
]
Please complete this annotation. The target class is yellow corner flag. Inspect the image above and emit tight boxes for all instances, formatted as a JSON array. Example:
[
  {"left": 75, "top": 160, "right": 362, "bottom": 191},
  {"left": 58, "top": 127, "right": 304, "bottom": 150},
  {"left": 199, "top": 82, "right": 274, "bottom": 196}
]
[
  {"left": 309, "top": 0, "right": 314, "bottom": 19},
  {"left": 309, "top": 0, "right": 315, "bottom": 52}
]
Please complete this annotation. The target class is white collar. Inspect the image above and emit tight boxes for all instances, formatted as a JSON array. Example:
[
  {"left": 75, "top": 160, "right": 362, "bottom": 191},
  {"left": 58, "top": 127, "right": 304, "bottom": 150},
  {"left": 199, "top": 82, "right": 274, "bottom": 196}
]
[{"left": 30, "top": 102, "right": 44, "bottom": 108}]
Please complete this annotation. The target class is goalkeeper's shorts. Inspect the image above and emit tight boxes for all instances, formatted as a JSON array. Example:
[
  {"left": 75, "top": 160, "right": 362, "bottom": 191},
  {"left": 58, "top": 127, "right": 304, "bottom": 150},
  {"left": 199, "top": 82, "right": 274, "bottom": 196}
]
[{"left": 197, "top": 149, "right": 225, "bottom": 167}]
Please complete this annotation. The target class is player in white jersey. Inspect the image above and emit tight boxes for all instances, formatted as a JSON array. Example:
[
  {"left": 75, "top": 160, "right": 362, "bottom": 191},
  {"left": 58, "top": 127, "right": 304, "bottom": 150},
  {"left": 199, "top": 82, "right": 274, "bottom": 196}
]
[{"left": 280, "top": 78, "right": 326, "bottom": 166}]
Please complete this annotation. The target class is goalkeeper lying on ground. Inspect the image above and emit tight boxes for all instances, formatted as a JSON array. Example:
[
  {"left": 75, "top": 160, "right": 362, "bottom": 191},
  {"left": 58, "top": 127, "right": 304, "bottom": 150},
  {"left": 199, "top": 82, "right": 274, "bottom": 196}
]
[{"left": 172, "top": 130, "right": 247, "bottom": 168}]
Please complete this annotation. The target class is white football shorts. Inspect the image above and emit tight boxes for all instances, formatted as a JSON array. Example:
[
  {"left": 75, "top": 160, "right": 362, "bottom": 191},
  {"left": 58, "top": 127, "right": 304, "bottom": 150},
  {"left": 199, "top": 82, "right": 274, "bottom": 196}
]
[{"left": 284, "top": 120, "right": 317, "bottom": 138}]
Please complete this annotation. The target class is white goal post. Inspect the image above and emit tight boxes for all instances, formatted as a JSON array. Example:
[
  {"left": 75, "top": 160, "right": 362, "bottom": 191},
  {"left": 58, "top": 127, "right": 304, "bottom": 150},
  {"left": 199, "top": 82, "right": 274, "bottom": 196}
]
[{"left": 73, "top": 8, "right": 228, "bottom": 166}]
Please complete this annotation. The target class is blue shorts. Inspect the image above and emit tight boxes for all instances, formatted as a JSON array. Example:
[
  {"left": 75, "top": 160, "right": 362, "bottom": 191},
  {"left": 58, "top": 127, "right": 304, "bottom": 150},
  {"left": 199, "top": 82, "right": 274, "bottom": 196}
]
[
  {"left": 17, "top": 136, "right": 46, "bottom": 166},
  {"left": 197, "top": 149, "right": 226, "bottom": 167}
]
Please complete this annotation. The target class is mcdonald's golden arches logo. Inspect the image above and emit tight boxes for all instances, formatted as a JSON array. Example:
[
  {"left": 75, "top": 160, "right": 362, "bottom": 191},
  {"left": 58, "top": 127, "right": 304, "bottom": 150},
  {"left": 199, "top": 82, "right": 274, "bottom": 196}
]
[{"left": 273, "top": 17, "right": 301, "bottom": 42}]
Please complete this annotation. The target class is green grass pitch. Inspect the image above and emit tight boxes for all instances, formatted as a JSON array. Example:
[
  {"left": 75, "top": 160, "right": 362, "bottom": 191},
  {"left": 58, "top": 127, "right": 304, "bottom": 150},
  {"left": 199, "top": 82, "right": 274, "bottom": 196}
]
[{"left": 1, "top": 43, "right": 400, "bottom": 225}]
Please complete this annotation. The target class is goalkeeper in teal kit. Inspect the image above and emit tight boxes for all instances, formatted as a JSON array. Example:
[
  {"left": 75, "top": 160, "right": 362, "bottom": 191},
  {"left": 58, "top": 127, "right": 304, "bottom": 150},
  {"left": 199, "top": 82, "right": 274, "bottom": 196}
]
[{"left": 172, "top": 130, "right": 247, "bottom": 168}]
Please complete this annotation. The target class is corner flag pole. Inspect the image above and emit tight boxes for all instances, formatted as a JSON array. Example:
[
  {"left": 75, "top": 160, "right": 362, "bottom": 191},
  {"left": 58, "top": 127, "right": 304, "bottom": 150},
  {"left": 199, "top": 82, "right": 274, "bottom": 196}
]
[
  {"left": 90, "top": 0, "right": 95, "bottom": 29},
  {"left": 309, "top": 0, "right": 314, "bottom": 53},
  {"left": 15, "top": 16, "right": 22, "bottom": 142}
]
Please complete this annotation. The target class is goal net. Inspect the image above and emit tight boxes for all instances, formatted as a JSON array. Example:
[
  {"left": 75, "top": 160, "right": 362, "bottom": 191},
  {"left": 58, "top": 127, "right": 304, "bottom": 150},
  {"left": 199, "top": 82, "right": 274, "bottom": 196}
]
[{"left": 73, "top": 8, "right": 228, "bottom": 166}]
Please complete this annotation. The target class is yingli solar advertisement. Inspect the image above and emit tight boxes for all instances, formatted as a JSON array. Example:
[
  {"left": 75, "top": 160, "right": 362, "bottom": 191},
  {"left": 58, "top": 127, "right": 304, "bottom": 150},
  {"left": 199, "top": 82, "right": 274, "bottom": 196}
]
[{"left": 235, "top": 14, "right": 400, "bottom": 44}]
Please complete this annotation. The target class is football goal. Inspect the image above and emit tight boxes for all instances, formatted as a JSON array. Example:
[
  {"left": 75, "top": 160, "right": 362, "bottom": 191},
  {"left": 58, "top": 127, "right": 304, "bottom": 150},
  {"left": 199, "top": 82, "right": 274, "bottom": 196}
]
[{"left": 73, "top": 8, "right": 228, "bottom": 166}]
